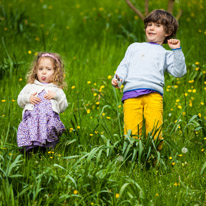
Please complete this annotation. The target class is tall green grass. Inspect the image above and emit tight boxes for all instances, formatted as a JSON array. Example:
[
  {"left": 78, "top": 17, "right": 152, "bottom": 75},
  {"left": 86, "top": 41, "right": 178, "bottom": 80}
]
[{"left": 0, "top": 0, "right": 206, "bottom": 205}]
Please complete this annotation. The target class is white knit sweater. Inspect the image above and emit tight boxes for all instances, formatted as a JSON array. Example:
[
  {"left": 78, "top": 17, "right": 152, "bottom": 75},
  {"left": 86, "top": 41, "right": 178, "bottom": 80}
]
[{"left": 17, "top": 80, "right": 68, "bottom": 117}]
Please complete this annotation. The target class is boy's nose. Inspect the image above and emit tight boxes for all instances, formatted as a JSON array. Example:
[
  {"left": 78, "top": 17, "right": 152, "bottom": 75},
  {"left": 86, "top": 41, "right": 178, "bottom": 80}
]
[{"left": 150, "top": 25, "right": 154, "bottom": 30}]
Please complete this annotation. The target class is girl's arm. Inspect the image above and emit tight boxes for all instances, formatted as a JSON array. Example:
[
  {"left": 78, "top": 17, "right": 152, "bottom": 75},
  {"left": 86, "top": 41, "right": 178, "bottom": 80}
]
[
  {"left": 17, "top": 84, "right": 33, "bottom": 108},
  {"left": 55, "top": 88, "right": 68, "bottom": 113}
]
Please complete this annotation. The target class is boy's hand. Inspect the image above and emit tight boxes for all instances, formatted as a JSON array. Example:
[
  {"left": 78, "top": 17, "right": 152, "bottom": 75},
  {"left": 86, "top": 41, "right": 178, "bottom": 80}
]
[
  {"left": 168, "top": 39, "right": 181, "bottom": 49},
  {"left": 30, "top": 92, "right": 41, "bottom": 105},
  {"left": 112, "top": 74, "right": 122, "bottom": 88}
]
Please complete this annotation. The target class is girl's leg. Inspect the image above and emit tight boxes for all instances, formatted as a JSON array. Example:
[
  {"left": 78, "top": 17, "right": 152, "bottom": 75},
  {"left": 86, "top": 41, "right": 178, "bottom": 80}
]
[{"left": 123, "top": 97, "right": 143, "bottom": 138}]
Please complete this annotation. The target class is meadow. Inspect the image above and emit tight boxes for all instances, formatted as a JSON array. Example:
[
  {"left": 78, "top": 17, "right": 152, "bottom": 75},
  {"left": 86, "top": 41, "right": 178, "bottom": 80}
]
[{"left": 0, "top": 0, "right": 206, "bottom": 205}]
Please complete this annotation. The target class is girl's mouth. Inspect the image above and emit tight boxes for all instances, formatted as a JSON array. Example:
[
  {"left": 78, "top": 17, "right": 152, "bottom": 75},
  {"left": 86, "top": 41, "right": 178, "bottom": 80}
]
[{"left": 42, "top": 77, "right": 46, "bottom": 81}]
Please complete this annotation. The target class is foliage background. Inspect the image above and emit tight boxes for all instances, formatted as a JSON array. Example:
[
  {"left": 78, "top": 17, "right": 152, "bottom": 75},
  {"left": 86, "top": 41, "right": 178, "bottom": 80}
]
[{"left": 0, "top": 0, "right": 206, "bottom": 205}]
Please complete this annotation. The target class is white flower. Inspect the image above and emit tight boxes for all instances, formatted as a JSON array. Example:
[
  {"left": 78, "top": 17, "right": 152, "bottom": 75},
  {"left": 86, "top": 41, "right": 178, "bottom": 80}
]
[
  {"left": 181, "top": 147, "right": 188, "bottom": 153},
  {"left": 116, "top": 155, "right": 124, "bottom": 162}
]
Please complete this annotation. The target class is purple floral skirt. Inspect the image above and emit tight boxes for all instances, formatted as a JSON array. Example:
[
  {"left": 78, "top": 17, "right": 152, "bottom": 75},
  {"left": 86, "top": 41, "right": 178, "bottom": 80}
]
[{"left": 17, "top": 90, "right": 65, "bottom": 151}]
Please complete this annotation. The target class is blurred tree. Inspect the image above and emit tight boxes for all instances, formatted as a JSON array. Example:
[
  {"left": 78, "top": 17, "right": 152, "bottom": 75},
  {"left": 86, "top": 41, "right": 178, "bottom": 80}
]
[{"left": 125, "top": 0, "right": 182, "bottom": 21}]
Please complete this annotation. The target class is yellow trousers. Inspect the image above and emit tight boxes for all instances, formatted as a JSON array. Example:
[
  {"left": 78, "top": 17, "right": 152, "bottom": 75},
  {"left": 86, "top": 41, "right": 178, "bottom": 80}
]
[{"left": 123, "top": 93, "right": 163, "bottom": 140}]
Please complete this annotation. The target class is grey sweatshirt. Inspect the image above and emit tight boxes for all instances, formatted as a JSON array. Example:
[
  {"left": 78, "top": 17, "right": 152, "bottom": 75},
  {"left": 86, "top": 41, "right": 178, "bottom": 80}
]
[{"left": 116, "top": 42, "right": 187, "bottom": 94}]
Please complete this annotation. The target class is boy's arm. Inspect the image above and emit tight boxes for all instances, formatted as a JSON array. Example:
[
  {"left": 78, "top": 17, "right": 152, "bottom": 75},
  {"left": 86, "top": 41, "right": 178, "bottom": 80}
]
[
  {"left": 166, "top": 39, "right": 187, "bottom": 77},
  {"left": 113, "top": 44, "right": 133, "bottom": 85}
]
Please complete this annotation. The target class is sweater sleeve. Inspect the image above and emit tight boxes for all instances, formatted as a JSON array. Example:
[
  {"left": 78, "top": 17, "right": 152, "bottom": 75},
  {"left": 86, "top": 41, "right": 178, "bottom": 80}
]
[
  {"left": 55, "top": 88, "right": 68, "bottom": 113},
  {"left": 166, "top": 49, "right": 187, "bottom": 77},
  {"left": 115, "top": 44, "right": 133, "bottom": 83},
  {"left": 17, "top": 84, "right": 32, "bottom": 108}
]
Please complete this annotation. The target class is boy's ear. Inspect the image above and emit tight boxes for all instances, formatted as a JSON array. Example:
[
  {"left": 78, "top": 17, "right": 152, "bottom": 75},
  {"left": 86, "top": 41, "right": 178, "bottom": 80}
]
[{"left": 165, "top": 32, "right": 172, "bottom": 37}]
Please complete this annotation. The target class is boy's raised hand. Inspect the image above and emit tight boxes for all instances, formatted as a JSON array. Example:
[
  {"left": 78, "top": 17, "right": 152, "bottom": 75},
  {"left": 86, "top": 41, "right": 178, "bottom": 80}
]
[{"left": 168, "top": 39, "right": 181, "bottom": 49}]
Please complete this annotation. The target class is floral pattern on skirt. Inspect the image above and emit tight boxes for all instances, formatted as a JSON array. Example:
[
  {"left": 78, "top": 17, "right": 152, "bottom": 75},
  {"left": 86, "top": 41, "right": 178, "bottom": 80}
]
[{"left": 17, "top": 90, "right": 65, "bottom": 151}]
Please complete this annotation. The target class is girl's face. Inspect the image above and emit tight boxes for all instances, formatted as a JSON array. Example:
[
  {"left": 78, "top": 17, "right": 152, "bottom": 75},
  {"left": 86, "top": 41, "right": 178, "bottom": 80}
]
[
  {"left": 37, "top": 57, "right": 55, "bottom": 83},
  {"left": 145, "top": 22, "right": 169, "bottom": 45}
]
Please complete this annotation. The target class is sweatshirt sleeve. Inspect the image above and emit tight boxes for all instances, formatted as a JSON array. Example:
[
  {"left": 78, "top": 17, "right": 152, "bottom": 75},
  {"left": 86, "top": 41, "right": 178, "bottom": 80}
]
[
  {"left": 17, "top": 84, "right": 32, "bottom": 108},
  {"left": 55, "top": 88, "right": 68, "bottom": 113},
  {"left": 115, "top": 44, "right": 133, "bottom": 83},
  {"left": 166, "top": 48, "right": 187, "bottom": 77}
]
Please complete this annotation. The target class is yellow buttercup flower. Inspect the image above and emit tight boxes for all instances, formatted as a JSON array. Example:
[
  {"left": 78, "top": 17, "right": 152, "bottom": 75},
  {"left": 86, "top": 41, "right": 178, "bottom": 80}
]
[
  {"left": 1, "top": 100, "right": 6, "bottom": 103},
  {"left": 115, "top": 193, "right": 120, "bottom": 198},
  {"left": 73, "top": 190, "right": 78, "bottom": 195},
  {"left": 177, "top": 105, "right": 182, "bottom": 109},
  {"left": 107, "top": 75, "right": 112, "bottom": 80}
]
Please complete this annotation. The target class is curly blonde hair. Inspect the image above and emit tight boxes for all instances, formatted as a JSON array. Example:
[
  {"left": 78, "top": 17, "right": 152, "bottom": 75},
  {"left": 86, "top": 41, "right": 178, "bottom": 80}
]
[{"left": 27, "top": 52, "right": 66, "bottom": 88}]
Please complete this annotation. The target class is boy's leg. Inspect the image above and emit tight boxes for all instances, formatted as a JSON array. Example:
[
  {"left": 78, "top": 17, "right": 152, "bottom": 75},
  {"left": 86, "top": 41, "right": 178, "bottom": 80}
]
[
  {"left": 123, "top": 98, "right": 143, "bottom": 138},
  {"left": 143, "top": 93, "right": 163, "bottom": 149}
]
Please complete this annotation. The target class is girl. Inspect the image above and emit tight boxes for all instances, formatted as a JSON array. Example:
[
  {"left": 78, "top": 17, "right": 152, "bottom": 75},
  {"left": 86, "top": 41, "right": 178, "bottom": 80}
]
[
  {"left": 17, "top": 52, "right": 68, "bottom": 152},
  {"left": 112, "top": 10, "right": 186, "bottom": 148}
]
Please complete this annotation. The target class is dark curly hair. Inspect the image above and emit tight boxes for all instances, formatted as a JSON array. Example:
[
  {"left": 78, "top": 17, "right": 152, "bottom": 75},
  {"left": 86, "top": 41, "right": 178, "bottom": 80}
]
[{"left": 144, "top": 9, "right": 178, "bottom": 44}]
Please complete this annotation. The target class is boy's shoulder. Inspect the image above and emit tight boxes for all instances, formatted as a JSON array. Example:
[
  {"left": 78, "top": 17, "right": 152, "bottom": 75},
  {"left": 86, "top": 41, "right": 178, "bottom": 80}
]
[{"left": 128, "top": 42, "right": 167, "bottom": 51}]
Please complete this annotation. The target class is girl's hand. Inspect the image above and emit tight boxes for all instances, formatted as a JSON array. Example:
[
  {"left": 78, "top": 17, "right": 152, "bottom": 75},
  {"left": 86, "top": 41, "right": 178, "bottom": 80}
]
[
  {"left": 168, "top": 39, "right": 181, "bottom": 49},
  {"left": 30, "top": 92, "right": 41, "bottom": 105},
  {"left": 44, "top": 90, "right": 56, "bottom": 100},
  {"left": 112, "top": 74, "right": 122, "bottom": 88}
]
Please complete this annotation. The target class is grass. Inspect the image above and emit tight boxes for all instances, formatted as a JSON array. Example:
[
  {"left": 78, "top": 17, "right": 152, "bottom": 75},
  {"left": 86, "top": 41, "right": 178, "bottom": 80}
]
[{"left": 0, "top": 0, "right": 206, "bottom": 205}]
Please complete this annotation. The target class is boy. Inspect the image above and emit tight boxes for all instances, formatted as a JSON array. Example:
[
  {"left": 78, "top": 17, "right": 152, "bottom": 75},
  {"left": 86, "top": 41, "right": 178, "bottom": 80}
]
[{"left": 112, "top": 10, "right": 186, "bottom": 143}]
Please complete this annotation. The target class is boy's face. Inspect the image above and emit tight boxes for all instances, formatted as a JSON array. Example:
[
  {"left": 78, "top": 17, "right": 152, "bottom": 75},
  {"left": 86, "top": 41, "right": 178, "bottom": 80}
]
[{"left": 145, "top": 22, "right": 169, "bottom": 45}]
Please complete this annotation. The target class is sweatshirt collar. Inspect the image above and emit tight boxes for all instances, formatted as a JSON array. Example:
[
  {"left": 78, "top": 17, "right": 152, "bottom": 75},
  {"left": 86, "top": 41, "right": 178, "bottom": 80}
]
[{"left": 34, "top": 80, "right": 57, "bottom": 87}]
